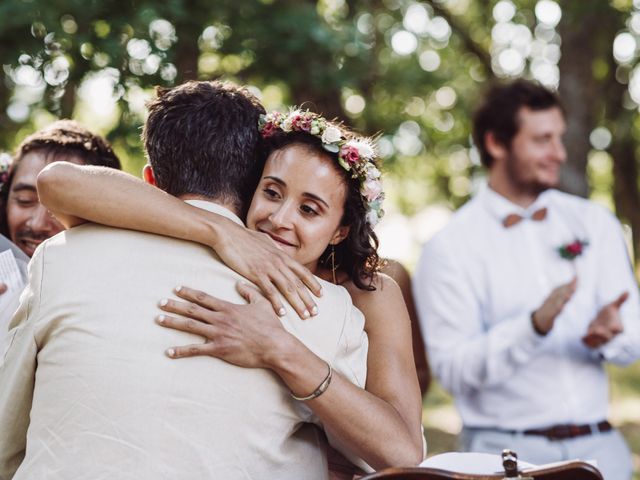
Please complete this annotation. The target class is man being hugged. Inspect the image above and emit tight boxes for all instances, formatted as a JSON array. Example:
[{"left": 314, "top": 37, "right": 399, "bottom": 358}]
[{"left": 414, "top": 79, "right": 639, "bottom": 480}]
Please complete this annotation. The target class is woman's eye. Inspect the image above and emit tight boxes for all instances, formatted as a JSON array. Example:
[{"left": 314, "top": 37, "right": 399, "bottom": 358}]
[
  {"left": 263, "top": 188, "right": 280, "bottom": 199},
  {"left": 14, "top": 197, "right": 37, "bottom": 207},
  {"left": 300, "top": 204, "right": 319, "bottom": 216}
]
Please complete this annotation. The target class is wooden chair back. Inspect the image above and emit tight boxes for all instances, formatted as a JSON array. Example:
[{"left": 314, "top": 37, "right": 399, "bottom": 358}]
[{"left": 359, "top": 461, "right": 603, "bottom": 480}]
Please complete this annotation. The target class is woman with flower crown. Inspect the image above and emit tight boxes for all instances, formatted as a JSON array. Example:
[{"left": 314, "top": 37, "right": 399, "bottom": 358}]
[{"left": 38, "top": 108, "right": 424, "bottom": 474}]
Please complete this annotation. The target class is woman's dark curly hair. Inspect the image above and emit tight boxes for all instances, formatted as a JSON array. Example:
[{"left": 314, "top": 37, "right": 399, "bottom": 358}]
[{"left": 261, "top": 130, "right": 383, "bottom": 291}]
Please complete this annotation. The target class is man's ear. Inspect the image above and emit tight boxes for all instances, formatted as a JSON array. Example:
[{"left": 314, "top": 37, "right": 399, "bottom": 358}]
[
  {"left": 330, "top": 225, "right": 350, "bottom": 246},
  {"left": 485, "top": 132, "right": 508, "bottom": 163},
  {"left": 142, "top": 164, "right": 157, "bottom": 186}
]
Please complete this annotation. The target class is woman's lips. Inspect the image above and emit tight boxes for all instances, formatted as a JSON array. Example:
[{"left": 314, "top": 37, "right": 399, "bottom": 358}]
[{"left": 260, "top": 230, "right": 297, "bottom": 248}]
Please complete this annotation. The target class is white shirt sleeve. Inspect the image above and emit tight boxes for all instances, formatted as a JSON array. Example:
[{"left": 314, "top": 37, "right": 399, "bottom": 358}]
[
  {"left": 593, "top": 211, "right": 640, "bottom": 365},
  {"left": 413, "top": 235, "right": 546, "bottom": 395}
]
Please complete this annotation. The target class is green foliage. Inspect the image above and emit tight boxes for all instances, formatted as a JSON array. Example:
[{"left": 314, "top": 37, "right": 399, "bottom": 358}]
[{"left": 2, "top": 0, "right": 640, "bottom": 224}]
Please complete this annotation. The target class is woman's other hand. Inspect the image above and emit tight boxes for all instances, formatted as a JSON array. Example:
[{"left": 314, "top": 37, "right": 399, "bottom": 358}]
[
  {"left": 211, "top": 217, "right": 321, "bottom": 320},
  {"left": 0, "top": 283, "right": 7, "bottom": 295},
  {"left": 156, "top": 282, "right": 294, "bottom": 368}
]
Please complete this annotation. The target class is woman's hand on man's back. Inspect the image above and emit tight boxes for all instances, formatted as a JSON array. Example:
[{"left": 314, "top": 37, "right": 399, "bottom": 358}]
[{"left": 210, "top": 218, "right": 322, "bottom": 319}]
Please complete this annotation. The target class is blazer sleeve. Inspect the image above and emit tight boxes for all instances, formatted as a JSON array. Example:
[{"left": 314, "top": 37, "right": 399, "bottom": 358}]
[{"left": 0, "top": 244, "right": 45, "bottom": 480}]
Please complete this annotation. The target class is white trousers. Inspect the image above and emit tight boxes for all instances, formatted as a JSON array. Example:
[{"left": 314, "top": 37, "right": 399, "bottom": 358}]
[{"left": 461, "top": 427, "right": 633, "bottom": 480}]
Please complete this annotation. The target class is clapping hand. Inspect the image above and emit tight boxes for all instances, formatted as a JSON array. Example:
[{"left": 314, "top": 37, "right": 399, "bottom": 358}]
[
  {"left": 212, "top": 218, "right": 321, "bottom": 319},
  {"left": 582, "top": 292, "right": 627, "bottom": 349},
  {"left": 532, "top": 277, "right": 577, "bottom": 335},
  {"left": 0, "top": 283, "right": 6, "bottom": 295}
]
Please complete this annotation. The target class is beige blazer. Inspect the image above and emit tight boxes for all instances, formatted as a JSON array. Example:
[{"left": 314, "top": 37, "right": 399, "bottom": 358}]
[{"left": 0, "top": 201, "right": 368, "bottom": 480}]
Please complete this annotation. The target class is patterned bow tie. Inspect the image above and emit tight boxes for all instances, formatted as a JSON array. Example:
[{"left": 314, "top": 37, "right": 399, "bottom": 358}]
[{"left": 503, "top": 207, "right": 548, "bottom": 228}]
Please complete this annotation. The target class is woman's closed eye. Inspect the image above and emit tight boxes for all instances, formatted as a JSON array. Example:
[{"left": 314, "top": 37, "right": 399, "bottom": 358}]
[{"left": 13, "top": 196, "right": 38, "bottom": 207}]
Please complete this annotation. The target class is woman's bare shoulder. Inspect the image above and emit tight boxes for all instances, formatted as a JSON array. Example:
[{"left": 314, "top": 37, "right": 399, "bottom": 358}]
[{"left": 343, "top": 273, "right": 403, "bottom": 312}]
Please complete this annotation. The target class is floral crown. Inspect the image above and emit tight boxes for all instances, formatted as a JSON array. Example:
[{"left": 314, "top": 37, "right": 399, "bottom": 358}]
[{"left": 258, "top": 109, "right": 385, "bottom": 227}]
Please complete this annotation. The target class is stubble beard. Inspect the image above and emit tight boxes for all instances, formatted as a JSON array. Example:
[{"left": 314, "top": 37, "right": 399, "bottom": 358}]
[{"left": 505, "top": 152, "right": 553, "bottom": 198}]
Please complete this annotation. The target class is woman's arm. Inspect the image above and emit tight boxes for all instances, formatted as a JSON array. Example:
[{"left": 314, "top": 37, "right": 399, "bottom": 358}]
[
  {"left": 157, "top": 276, "right": 425, "bottom": 470},
  {"left": 340, "top": 274, "right": 425, "bottom": 465},
  {"left": 37, "top": 162, "right": 321, "bottom": 317}
]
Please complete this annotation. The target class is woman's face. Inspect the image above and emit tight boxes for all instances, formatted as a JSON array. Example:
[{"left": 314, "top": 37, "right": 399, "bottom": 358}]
[{"left": 247, "top": 144, "right": 349, "bottom": 272}]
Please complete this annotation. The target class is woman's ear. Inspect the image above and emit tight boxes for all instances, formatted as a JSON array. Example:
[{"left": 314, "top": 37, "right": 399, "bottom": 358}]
[
  {"left": 330, "top": 225, "right": 350, "bottom": 246},
  {"left": 142, "top": 164, "right": 157, "bottom": 186}
]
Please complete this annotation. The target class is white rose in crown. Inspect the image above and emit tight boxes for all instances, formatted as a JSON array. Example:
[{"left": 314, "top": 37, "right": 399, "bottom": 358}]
[
  {"left": 346, "top": 139, "right": 375, "bottom": 159},
  {"left": 281, "top": 117, "right": 293, "bottom": 132},
  {"left": 321, "top": 126, "right": 342, "bottom": 144},
  {"left": 366, "top": 164, "right": 381, "bottom": 179},
  {"left": 361, "top": 178, "right": 383, "bottom": 202}
]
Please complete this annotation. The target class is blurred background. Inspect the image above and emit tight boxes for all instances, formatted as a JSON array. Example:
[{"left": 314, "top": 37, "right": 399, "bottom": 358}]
[{"left": 1, "top": 0, "right": 639, "bottom": 474}]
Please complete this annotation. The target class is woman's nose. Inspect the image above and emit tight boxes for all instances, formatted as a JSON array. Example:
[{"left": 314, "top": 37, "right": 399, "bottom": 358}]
[{"left": 268, "top": 203, "right": 295, "bottom": 229}]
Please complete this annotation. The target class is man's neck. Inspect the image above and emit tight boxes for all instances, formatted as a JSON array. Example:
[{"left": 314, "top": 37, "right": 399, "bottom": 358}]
[
  {"left": 178, "top": 194, "right": 241, "bottom": 217},
  {"left": 488, "top": 172, "right": 540, "bottom": 209}
]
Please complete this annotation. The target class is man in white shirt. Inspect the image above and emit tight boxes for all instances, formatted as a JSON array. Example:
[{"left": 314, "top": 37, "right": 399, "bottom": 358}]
[
  {"left": 414, "top": 79, "right": 639, "bottom": 480},
  {"left": 0, "top": 81, "right": 368, "bottom": 480}
]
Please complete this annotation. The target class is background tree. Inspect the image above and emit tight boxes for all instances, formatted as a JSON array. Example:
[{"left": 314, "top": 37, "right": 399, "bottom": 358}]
[{"left": 2, "top": 0, "right": 640, "bottom": 257}]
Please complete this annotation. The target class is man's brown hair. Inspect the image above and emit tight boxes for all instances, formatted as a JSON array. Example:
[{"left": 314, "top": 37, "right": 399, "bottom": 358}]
[
  {"left": 0, "top": 119, "right": 121, "bottom": 237},
  {"left": 472, "top": 79, "right": 564, "bottom": 168},
  {"left": 15, "top": 119, "right": 121, "bottom": 170},
  {"left": 142, "top": 80, "right": 266, "bottom": 213}
]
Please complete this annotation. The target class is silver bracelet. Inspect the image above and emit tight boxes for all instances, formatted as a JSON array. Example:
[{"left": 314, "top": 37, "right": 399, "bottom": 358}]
[{"left": 290, "top": 362, "right": 333, "bottom": 402}]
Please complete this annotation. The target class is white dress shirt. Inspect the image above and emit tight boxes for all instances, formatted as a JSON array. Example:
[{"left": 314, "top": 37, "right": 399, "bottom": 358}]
[
  {"left": 0, "top": 234, "right": 28, "bottom": 348},
  {"left": 413, "top": 186, "right": 640, "bottom": 430}
]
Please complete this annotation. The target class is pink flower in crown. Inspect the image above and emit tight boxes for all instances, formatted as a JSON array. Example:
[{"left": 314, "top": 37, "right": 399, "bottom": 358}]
[
  {"left": 290, "top": 114, "right": 303, "bottom": 129},
  {"left": 340, "top": 145, "right": 361, "bottom": 165},
  {"left": 298, "top": 117, "right": 312, "bottom": 132},
  {"left": 261, "top": 122, "right": 278, "bottom": 138},
  {"left": 361, "top": 178, "right": 383, "bottom": 202}
]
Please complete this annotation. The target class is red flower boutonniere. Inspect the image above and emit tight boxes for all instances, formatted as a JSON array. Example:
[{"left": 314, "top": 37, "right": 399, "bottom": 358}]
[{"left": 558, "top": 239, "right": 589, "bottom": 260}]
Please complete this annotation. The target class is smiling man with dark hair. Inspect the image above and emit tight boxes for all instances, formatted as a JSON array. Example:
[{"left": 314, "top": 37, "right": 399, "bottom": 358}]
[{"left": 1, "top": 119, "right": 121, "bottom": 257}]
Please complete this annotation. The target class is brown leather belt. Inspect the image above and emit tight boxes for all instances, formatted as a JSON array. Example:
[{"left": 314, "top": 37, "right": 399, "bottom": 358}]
[{"left": 521, "top": 420, "right": 612, "bottom": 440}]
